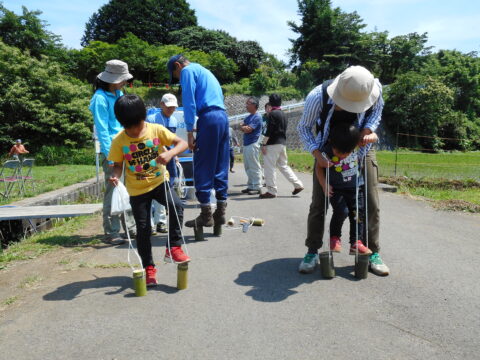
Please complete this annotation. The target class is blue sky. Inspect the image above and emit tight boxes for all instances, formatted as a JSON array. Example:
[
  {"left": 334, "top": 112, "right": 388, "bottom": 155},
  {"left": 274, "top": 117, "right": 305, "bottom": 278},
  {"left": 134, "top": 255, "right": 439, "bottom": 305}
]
[{"left": 3, "top": 0, "right": 480, "bottom": 62}]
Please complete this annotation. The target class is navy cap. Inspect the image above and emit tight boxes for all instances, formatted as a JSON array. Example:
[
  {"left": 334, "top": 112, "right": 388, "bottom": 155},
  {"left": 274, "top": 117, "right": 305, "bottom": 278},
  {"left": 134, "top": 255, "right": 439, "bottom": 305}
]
[{"left": 167, "top": 54, "right": 182, "bottom": 84}]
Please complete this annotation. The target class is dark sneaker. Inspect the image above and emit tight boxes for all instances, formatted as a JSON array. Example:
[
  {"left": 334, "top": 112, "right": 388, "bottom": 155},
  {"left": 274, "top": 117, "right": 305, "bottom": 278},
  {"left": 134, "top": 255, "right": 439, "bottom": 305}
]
[
  {"left": 259, "top": 192, "right": 276, "bottom": 199},
  {"left": 151, "top": 227, "right": 158, "bottom": 235},
  {"left": 156, "top": 223, "right": 168, "bottom": 234},
  {"left": 241, "top": 188, "right": 255, "bottom": 194},
  {"left": 104, "top": 235, "right": 126, "bottom": 245},
  {"left": 369, "top": 253, "right": 390, "bottom": 276},
  {"left": 349, "top": 240, "right": 372, "bottom": 255},
  {"left": 292, "top": 187, "right": 304, "bottom": 195},
  {"left": 164, "top": 246, "right": 191, "bottom": 264},
  {"left": 145, "top": 265, "right": 158, "bottom": 287},
  {"left": 330, "top": 236, "right": 342, "bottom": 253},
  {"left": 247, "top": 189, "right": 260, "bottom": 195}
]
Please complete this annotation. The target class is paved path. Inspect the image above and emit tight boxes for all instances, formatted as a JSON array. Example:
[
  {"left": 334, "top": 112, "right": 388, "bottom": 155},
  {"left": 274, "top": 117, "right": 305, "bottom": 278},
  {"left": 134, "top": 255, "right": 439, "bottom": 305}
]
[{"left": 1, "top": 167, "right": 479, "bottom": 359}]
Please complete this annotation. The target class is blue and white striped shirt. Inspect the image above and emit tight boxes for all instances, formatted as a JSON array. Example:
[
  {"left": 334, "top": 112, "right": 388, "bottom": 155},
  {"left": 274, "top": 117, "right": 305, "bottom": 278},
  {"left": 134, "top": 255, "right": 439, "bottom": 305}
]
[{"left": 297, "top": 79, "right": 384, "bottom": 159}]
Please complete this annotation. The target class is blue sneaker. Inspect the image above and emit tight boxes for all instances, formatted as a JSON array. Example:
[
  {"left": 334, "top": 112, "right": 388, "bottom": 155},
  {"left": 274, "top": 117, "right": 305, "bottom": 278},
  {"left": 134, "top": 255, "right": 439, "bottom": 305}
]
[
  {"left": 369, "top": 253, "right": 390, "bottom": 276},
  {"left": 299, "top": 253, "right": 318, "bottom": 274}
]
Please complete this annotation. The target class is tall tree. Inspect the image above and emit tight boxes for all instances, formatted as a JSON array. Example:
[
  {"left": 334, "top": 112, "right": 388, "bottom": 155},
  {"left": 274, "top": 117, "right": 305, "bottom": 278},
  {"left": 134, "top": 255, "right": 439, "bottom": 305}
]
[
  {"left": 82, "top": 0, "right": 197, "bottom": 46},
  {"left": 288, "top": 0, "right": 366, "bottom": 80},
  {"left": 0, "top": 4, "right": 62, "bottom": 58}
]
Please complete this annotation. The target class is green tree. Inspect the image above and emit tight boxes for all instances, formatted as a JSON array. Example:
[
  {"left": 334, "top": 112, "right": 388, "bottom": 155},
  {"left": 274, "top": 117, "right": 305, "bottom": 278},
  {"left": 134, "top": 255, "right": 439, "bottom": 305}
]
[
  {"left": 0, "top": 3, "right": 62, "bottom": 58},
  {"left": 289, "top": 0, "right": 367, "bottom": 81},
  {"left": 170, "top": 26, "right": 264, "bottom": 79},
  {"left": 0, "top": 41, "right": 92, "bottom": 152},
  {"left": 82, "top": 0, "right": 197, "bottom": 46}
]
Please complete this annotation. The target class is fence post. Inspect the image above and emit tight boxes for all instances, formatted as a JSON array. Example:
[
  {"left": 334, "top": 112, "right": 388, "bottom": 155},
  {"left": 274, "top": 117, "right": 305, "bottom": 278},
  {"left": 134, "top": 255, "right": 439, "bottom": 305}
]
[{"left": 394, "top": 132, "right": 399, "bottom": 176}]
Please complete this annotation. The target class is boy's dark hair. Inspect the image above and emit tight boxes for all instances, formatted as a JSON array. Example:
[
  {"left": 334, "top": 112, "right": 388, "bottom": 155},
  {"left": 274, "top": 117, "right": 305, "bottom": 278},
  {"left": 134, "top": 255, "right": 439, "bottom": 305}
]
[
  {"left": 114, "top": 94, "right": 146, "bottom": 128},
  {"left": 268, "top": 94, "right": 282, "bottom": 107},
  {"left": 265, "top": 102, "right": 270, "bottom": 108},
  {"left": 329, "top": 124, "right": 360, "bottom": 154}
]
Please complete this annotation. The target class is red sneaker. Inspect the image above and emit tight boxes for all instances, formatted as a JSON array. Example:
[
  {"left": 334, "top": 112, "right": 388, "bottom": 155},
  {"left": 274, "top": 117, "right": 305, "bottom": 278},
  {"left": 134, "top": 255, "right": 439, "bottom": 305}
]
[
  {"left": 330, "top": 236, "right": 342, "bottom": 253},
  {"left": 145, "top": 265, "right": 158, "bottom": 287},
  {"left": 164, "top": 246, "right": 191, "bottom": 264},
  {"left": 349, "top": 240, "right": 372, "bottom": 255}
]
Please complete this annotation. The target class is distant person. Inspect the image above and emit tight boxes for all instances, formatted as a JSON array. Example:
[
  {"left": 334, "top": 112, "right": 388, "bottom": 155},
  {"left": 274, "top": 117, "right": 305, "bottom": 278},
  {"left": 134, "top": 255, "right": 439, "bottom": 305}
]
[
  {"left": 229, "top": 126, "right": 239, "bottom": 173},
  {"left": 8, "top": 139, "right": 29, "bottom": 161},
  {"left": 315, "top": 123, "right": 375, "bottom": 256},
  {"left": 108, "top": 94, "right": 190, "bottom": 286},
  {"left": 240, "top": 97, "right": 262, "bottom": 195},
  {"left": 146, "top": 93, "right": 180, "bottom": 234},
  {"left": 89, "top": 59, "right": 136, "bottom": 245},
  {"left": 297, "top": 65, "right": 389, "bottom": 276},
  {"left": 167, "top": 54, "right": 229, "bottom": 230},
  {"left": 260, "top": 94, "right": 304, "bottom": 198}
]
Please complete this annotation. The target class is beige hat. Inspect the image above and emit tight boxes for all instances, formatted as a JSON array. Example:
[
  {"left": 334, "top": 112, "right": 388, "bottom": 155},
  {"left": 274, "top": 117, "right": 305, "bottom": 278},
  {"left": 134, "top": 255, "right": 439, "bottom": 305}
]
[
  {"left": 327, "top": 66, "right": 380, "bottom": 113},
  {"left": 97, "top": 59, "right": 133, "bottom": 84},
  {"left": 161, "top": 93, "right": 178, "bottom": 107}
]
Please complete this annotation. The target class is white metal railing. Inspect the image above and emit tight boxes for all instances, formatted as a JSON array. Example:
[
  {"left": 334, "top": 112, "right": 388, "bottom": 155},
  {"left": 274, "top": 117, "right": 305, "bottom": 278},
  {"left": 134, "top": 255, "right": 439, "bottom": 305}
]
[{"left": 228, "top": 101, "right": 305, "bottom": 124}]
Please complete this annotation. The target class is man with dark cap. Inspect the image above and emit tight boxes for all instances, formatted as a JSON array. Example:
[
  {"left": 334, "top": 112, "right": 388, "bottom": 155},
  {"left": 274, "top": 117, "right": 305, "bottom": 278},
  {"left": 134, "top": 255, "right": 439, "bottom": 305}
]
[{"left": 167, "top": 54, "right": 229, "bottom": 230}]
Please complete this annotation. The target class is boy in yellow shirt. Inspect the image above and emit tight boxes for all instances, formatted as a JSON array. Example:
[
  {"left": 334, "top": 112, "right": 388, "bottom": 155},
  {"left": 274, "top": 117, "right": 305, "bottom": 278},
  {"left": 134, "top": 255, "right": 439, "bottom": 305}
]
[{"left": 108, "top": 94, "right": 189, "bottom": 286}]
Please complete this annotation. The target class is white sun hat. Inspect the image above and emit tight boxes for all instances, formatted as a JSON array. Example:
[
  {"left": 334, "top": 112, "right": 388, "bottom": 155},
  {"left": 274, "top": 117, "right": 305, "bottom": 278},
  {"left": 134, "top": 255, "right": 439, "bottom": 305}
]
[
  {"left": 327, "top": 65, "right": 380, "bottom": 113},
  {"left": 97, "top": 59, "right": 133, "bottom": 84}
]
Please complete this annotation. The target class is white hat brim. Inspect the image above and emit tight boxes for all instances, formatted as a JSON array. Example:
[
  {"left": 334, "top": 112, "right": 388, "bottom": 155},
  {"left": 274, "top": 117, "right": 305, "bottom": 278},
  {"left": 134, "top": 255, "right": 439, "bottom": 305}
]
[
  {"left": 326, "top": 76, "right": 380, "bottom": 113},
  {"left": 97, "top": 71, "right": 133, "bottom": 84}
]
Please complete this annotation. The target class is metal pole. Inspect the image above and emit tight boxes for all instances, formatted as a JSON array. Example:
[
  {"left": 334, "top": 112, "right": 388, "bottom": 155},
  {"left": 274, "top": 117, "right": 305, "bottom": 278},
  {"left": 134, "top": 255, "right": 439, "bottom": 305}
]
[{"left": 394, "top": 131, "right": 399, "bottom": 177}]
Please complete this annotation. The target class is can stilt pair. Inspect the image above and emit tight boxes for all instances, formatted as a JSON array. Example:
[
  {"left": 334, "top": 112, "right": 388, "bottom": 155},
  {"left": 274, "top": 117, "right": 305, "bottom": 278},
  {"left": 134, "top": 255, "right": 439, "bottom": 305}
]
[
  {"left": 132, "top": 263, "right": 189, "bottom": 296},
  {"left": 194, "top": 224, "right": 222, "bottom": 240},
  {"left": 319, "top": 252, "right": 369, "bottom": 279}
]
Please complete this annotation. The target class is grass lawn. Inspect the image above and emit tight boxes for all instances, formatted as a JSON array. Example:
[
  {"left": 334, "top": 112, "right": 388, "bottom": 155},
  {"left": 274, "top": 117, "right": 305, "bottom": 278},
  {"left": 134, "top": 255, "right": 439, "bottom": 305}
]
[
  {"left": 0, "top": 165, "right": 97, "bottom": 206},
  {"left": 285, "top": 149, "right": 480, "bottom": 212}
]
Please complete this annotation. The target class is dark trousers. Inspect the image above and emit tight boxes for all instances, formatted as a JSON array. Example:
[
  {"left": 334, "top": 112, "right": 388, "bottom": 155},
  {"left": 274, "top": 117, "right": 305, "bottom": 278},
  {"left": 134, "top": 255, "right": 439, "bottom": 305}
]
[
  {"left": 229, "top": 148, "right": 235, "bottom": 170},
  {"left": 194, "top": 108, "right": 229, "bottom": 204},
  {"left": 305, "top": 149, "right": 380, "bottom": 252},
  {"left": 329, "top": 187, "right": 365, "bottom": 244},
  {"left": 130, "top": 182, "right": 184, "bottom": 268}
]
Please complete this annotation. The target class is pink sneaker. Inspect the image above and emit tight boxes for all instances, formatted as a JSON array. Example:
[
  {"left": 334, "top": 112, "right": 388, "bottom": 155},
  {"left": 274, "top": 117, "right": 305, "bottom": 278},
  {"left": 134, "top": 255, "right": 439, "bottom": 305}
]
[
  {"left": 164, "top": 246, "right": 191, "bottom": 264},
  {"left": 349, "top": 240, "right": 372, "bottom": 255},
  {"left": 330, "top": 236, "right": 342, "bottom": 252},
  {"left": 145, "top": 265, "right": 158, "bottom": 287}
]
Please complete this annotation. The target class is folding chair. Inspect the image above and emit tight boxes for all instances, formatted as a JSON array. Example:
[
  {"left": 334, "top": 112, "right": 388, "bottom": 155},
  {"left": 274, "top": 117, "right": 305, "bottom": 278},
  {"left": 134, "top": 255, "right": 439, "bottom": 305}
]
[
  {"left": 20, "top": 158, "right": 36, "bottom": 192},
  {"left": 0, "top": 160, "right": 23, "bottom": 199}
]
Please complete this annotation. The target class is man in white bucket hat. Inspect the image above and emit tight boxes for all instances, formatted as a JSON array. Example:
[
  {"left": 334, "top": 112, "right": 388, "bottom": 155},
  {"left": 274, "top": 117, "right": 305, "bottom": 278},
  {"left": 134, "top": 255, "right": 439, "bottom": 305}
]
[
  {"left": 297, "top": 65, "right": 390, "bottom": 276},
  {"left": 89, "top": 59, "right": 136, "bottom": 245}
]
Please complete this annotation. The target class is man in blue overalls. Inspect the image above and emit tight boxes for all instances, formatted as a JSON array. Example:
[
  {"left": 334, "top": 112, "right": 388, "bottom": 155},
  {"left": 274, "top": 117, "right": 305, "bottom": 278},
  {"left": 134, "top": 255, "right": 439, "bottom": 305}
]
[{"left": 167, "top": 54, "right": 229, "bottom": 229}]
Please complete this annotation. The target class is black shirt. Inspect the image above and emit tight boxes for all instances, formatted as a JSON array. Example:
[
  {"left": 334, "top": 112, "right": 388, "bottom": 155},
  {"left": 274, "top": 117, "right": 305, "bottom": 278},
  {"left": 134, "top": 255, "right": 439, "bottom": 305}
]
[{"left": 264, "top": 109, "right": 287, "bottom": 145}]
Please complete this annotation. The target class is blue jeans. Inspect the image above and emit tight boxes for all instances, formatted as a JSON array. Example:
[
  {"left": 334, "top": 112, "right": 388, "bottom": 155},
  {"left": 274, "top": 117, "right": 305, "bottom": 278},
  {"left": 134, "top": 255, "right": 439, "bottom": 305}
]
[
  {"left": 243, "top": 142, "right": 262, "bottom": 190},
  {"left": 329, "top": 187, "right": 365, "bottom": 244}
]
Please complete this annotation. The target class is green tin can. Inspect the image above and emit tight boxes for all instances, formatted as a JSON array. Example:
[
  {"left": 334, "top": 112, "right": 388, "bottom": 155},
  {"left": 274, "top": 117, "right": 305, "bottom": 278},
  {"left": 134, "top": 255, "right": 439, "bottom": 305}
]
[
  {"left": 132, "top": 269, "right": 147, "bottom": 297},
  {"left": 194, "top": 225, "right": 204, "bottom": 241},
  {"left": 319, "top": 251, "right": 335, "bottom": 279},
  {"left": 251, "top": 218, "right": 264, "bottom": 226},
  {"left": 213, "top": 224, "right": 222, "bottom": 236},
  {"left": 177, "top": 263, "right": 189, "bottom": 290},
  {"left": 355, "top": 254, "right": 369, "bottom": 279}
]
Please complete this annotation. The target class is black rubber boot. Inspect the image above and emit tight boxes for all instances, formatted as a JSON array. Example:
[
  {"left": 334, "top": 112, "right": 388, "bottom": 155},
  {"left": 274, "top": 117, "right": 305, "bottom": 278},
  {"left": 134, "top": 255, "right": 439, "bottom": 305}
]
[
  {"left": 185, "top": 205, "right": 213, "bottom": 228},
  {"left": 213, "top": 201, "right": 227, "bottom": 226}
]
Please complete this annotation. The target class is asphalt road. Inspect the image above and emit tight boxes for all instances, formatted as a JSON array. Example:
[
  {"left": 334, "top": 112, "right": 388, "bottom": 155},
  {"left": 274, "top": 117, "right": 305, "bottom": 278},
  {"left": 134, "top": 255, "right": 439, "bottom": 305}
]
[{"left": 1, "top": 166, "right": 479, "bottom": 360}]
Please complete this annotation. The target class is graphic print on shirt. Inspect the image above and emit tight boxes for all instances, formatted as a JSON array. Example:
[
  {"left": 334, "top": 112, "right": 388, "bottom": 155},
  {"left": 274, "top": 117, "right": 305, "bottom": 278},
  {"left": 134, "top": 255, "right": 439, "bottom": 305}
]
[
  {"left": 122, "top": 138, "right": 164, "bottom": 180},
  {"left": 331, "top": 151, "right": 358, "bottom": 183}
]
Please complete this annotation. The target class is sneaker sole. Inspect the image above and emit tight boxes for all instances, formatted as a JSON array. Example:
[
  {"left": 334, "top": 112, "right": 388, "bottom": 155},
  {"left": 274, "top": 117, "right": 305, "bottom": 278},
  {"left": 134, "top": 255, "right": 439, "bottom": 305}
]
[
  {"left": 164, "top": 256, "right": 191, "bottom": 264},
  {"left": 369, "top": 265, "right": 390, "bottom": 276},
  {"left": 349, "top": 250, "right": 372, "bottom": 255},
  {"left": 146, "top": 282, "right": 158, "bottom": 287}
]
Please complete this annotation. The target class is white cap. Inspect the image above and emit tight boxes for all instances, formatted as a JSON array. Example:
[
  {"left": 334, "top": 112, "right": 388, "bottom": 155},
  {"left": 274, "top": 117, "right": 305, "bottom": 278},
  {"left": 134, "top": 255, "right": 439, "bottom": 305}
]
[{"left": 161, "top": 93, "right": 178, "bottom": 107}]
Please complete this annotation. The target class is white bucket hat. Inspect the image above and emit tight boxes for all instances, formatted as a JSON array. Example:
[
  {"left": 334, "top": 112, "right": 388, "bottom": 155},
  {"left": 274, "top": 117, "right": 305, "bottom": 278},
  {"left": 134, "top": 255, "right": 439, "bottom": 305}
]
[
  {"left": 161, "top": 93, "right": 178, "bottom": 107},
  {"left": 97, "top": 59, "right": 133, "bottom": 84},
  {"left": 327, "top": 66, "right": 380, "bottom": 113}
]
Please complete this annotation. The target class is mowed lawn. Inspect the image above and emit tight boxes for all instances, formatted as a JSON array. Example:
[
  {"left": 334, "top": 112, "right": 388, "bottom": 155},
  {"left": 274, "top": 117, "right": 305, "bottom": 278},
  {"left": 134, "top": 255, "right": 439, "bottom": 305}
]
[
  {"left": 287, "top": 150, "right": 480, "bottom": 208},
  {"left": 0, "top": 165, "right": 97, "bottom": 206}
]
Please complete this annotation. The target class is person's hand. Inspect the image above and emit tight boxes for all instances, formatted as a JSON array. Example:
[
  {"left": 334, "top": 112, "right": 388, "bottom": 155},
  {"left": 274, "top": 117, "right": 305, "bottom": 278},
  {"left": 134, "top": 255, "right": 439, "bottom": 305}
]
[
  {"left": 261, "top": 146, "right": 267, "bottom": 155},
  {"left": 109, "top": 176, "right": 119, "bottom": 186},
  {"left": 323, "top": 184, "right": 334, "bottom": 197},
  {"left": 157, "top": 152, "right": 173, "bottom": 165},
  {"left": 187, "top": 132, "right": 196, "bottom": 151},
  {"left": 359, "top": 129, "right": 378, "bottom": 147},
  {"left": 313, "top": 149, "right": 332, "bottom": 168}
]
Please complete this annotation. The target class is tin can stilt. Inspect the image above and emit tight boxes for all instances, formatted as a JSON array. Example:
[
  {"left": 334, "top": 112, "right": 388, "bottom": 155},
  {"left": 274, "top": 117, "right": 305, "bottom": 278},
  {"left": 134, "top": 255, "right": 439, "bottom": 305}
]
[
  {"left": 194, "top": 225, "right": 204, "bottom": 241},
  {"left": 319, "top": 251, "right": 335, "bottom": 279},
  {"left": 132, "top": 269, "right": 147, "bottom": 296},
  {"left": 213, "top": 224, "right": 222, "bottom": 236},
  {"left": 355, "top": 254, "right": 369, "bottom": 279},
  {"left": 251, "top": 218, "right": 264, "bottom": 226},
  {"left": 177, "top": 263, "right": 189, "bottom": 290}
]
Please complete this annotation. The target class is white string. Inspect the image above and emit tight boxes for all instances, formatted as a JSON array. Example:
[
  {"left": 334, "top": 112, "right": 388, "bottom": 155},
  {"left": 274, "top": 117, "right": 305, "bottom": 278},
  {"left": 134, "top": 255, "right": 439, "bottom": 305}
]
[{"left": 364, "top": 153, "right": 369, "bottom": 250}]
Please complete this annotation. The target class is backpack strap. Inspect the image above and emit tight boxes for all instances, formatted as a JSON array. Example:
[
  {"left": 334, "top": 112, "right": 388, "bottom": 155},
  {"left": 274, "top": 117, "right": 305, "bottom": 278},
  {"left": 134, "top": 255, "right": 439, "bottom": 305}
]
[{"left": 316, "top": 79, "right": 334, "bottom": 136}]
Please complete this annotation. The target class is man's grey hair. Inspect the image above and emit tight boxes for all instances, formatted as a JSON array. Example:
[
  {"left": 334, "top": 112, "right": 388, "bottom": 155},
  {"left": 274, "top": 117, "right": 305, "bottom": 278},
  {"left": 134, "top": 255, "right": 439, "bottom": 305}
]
[{"left": 247, "top": 96, "right": 259, "bottom": 109}]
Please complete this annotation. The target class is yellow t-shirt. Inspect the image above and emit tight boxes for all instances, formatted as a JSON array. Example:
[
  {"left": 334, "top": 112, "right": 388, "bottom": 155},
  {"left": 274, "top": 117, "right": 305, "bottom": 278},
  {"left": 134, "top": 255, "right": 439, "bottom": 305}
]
[{"left": 108, "top": 123, "right": 176, "bottom": 196}]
